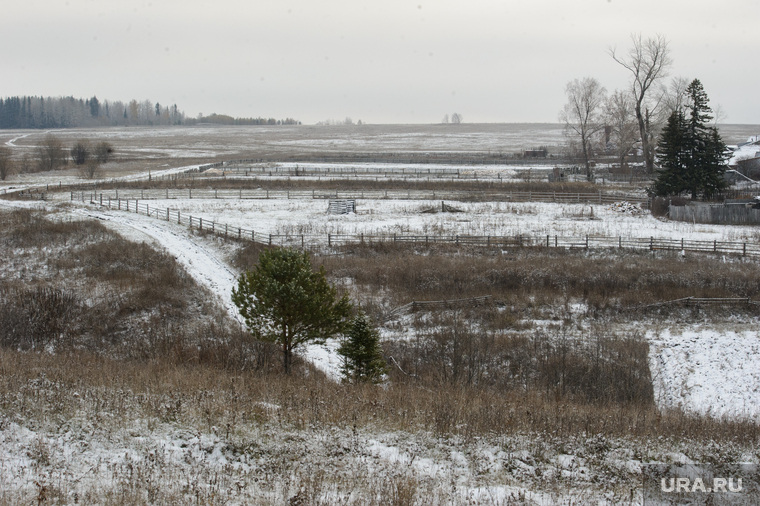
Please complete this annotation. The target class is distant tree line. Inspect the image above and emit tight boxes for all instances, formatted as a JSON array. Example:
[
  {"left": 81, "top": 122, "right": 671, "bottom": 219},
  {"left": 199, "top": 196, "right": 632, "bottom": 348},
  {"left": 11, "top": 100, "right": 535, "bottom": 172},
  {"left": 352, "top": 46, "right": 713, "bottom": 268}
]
[
  {"left": 0, "top": 96, "right": 301, "bottom": 129},
  {"left": 0, "top": 96, "right": 187, "bottom": 129},
  {"left": 188, "top": 113, "right": 300, "bottom": 126}
]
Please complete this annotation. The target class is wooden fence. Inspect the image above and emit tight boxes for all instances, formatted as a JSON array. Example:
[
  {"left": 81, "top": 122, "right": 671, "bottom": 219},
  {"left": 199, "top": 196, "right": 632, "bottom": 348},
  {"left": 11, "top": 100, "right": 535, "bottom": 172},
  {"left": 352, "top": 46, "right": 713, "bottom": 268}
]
[
  {"left": 670, "top": 204, "right": 760, "bottom": 225},
  {"left": 75, "top": 188, "right": 650, "bottom": 207},
  {"left": 385, "top": 296, "right": 493, "bottom": 320},
  {"left": 90, "top": 197, "right": 760, "bottom": 257},
  {"left": 633, "top": 297, "right": 760, "bottom": 310}
]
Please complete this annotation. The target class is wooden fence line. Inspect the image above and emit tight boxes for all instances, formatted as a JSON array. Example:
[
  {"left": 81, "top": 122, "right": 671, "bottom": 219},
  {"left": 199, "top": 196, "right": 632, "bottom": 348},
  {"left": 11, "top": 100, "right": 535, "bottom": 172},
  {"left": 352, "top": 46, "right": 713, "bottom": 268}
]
[
  {"left": 670, "top": 204, "right": 760, "bottom": 225},
  {"left": 89, "top": 197, "right": 760, "bottom": 258},
  {"left": 385, "top": 295, "right": 493, "bottom": 320},
  {"left": 632, "top": 297, "right": 759, "bottom": 310},
  {"left": 75, "top": 189, "right": 650, "bottom": 207}
]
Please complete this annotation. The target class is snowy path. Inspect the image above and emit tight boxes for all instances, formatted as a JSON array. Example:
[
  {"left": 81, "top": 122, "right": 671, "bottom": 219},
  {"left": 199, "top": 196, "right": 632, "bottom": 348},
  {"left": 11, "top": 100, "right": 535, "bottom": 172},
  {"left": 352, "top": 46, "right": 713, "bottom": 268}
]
[
  {"left": 74, "top": 205, "right": 343, "bottom": 379},
  {"left": 74, "top": 207, "right": 242, "bottom": 323}
]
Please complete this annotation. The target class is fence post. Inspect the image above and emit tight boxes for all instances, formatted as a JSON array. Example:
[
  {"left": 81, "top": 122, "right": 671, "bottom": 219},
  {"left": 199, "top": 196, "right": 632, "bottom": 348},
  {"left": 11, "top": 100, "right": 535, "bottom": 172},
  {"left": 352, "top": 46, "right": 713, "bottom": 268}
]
[
  {"left": 269, "top": 234, "right": 273, "bottom": 246},
  {"left": 743, "top": 243, "right": 747, "bottom": 257},
  {"left": 650, "top": 237, "right": 654, "bottom": 251},
  {"left": 328, "top": 234, "right": 331, "bottom": 247},
  {"left": 177, "top": 211, "right": 181, "bottom": 225}
]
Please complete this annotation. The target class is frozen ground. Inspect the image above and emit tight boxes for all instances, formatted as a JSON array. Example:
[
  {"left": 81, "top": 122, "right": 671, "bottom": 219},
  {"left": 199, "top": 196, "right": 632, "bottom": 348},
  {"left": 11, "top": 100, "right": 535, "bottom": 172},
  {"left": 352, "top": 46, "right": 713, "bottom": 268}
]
[
  {"left": 648, "top": 325, "right": 760, "bottom": 419},
  {"left": 119, "top": 196, "right": 760, "bottom": 243},
  {"left": 43, "top": 192, "right": 760, "bottom": 422},
  {"left": 3, "top": 125, "right": 760, "bottom": 502},
  {"left": 6, "top": 164, "right": 760, "bottom": 419}
]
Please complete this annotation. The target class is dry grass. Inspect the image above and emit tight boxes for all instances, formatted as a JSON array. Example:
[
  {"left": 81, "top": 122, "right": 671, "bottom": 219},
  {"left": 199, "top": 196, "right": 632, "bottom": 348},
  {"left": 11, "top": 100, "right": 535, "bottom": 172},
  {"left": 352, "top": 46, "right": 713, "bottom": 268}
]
[
  {"left": 2, "top": 207, "right": 759, "bottom": 503},
  {"left": 295, "top": 242, "right": 760, "bottom": 315},
  {"left": 85, "top": 173, "right": 602, "bottom": 196}
]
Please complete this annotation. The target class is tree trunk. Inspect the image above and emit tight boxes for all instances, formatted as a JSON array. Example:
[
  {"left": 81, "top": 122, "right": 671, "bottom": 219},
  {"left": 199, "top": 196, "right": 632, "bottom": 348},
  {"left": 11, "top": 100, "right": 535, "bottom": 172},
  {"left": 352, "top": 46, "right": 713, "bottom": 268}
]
[
  {"left": 283, "top": 344, "right": 292, "bottom": 374},
  {"left": 635, "top": 104, "right": 655, "bottom": 174}
]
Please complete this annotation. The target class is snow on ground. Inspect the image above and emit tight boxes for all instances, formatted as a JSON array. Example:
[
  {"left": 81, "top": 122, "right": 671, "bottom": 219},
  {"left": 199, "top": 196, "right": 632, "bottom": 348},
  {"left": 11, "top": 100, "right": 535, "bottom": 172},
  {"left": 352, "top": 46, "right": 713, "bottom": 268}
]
[
  {"left": 6, "top": 156, "right": 760, "bottom": 414},
  {"left": 64, "top": 196, "right": 760, "bottom": 418},
  {"left": 73, "top": 206, "right": 242, "bottom": 323},
  {"left": 128, "top": 197, "right": 760, "bottom": 243},
  {"left": 648, "top": 326, "right": 760, "bottom": 420},
  {"left": 70, "top": 203, "right": 343, "bottom": 380}
]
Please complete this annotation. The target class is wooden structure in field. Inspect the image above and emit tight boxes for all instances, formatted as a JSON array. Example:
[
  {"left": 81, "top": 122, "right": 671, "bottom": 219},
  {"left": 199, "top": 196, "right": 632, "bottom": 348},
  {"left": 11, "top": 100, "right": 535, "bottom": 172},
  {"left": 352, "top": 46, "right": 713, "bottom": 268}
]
[{"left": 327, "top": 199, "right": 356, "bottom": 214}]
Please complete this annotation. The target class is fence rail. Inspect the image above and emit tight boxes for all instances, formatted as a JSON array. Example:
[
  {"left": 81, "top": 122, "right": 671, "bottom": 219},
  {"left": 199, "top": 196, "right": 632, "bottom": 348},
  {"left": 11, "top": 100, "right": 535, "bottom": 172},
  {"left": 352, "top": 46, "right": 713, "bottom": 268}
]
[
  {"left": 385, "top": 295, "right": 493, "bottom": 320},
  {"left": 75, "top": 188, "right": 650, "bottom": 206},
  {"left": 634, "top": 297, "right": 760, "bottom": 310},
  {"left": 90, "top": 197, "right": 760, "bottom": 257}
]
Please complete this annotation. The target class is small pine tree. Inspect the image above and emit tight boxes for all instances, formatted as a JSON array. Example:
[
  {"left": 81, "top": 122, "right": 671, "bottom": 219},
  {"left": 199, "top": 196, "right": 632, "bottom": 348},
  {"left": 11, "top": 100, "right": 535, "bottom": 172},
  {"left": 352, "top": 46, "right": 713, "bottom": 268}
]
[
  {"left": 338, "top": 313, "right": 387, "bottom": 384},
  {"left": 232, "top": 248, "right": 352, "bottom": 374}
]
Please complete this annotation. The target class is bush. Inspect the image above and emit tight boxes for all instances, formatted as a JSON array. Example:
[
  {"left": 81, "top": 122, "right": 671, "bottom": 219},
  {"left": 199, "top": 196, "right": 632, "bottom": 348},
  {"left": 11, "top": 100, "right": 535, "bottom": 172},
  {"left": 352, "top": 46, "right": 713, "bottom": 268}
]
[{"left": 0, "top": 286, "right": 82, "bottom": 350}]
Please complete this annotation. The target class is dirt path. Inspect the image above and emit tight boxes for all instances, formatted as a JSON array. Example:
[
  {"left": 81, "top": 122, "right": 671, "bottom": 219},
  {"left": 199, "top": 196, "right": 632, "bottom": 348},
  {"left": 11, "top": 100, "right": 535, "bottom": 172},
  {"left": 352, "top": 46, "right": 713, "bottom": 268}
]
[{"left": 74, "top": 204, "right": 343, "bottom": 379}]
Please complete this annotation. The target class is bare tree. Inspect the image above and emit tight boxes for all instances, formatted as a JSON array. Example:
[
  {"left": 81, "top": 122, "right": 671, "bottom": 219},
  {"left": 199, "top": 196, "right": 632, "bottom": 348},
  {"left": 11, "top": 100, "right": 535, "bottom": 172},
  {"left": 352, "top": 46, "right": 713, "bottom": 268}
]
[
  {"left": 660, "top": 76, "right": 690, "bottom": 120},
  {"left": 560, "top": 77, "right": 607, "bottom": 178},
  {"left": 451, "top": 113, "right": 462, "bottom": 124},
  {"left": 604, "top": 89, "right": 639, "bottom": 170},
  {"left": 70, "top": 140, "right": 91, "bottom": 165},
  {"left": 94, "top": 141, "right": 114, "bottom": 163},
  {"left": 610, "top": 34, "right": 672, "bottom": 173},
  {"left": 0, "top": 146, "right": 13, "bottom": 181},
  {"left": 79, "top": 159, "right": 100, "bottom": 179},
  {"left": 36, "top": 134, "right": 67, "bottom": 172}
]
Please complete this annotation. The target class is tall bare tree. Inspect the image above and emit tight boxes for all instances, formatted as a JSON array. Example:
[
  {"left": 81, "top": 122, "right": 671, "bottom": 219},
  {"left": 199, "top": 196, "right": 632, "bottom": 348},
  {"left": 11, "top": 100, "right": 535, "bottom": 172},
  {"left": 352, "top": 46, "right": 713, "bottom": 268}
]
[
  {"left": 604, "top": 89, "right": 639, "bottom": 171},
  {"left": 610, "top": 34, "right": 672, "bottom": 173},
  {"left": 560, "top": 77, "right": 607, "bottom": 178}
]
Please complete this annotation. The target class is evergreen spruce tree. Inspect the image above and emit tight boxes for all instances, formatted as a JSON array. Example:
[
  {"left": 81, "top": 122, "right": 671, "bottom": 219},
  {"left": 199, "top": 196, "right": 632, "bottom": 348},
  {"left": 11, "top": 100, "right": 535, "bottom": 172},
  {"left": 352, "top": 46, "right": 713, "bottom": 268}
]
[
  {"left": 338, "top": 313, "right": 387, "bottom": 384},
  {"left": 652, "top": 109, "right": 690, "bottom": 197},
  {"left": 653, "top": 79, "right": 727, "bottom": 199}
]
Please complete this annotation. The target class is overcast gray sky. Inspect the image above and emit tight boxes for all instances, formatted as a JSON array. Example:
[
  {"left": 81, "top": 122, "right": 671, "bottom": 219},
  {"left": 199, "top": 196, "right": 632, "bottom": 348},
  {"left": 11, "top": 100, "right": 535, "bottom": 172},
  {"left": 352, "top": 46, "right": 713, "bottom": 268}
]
[{"left": 2, "top": 0, "right": 758, "bottom": 125}]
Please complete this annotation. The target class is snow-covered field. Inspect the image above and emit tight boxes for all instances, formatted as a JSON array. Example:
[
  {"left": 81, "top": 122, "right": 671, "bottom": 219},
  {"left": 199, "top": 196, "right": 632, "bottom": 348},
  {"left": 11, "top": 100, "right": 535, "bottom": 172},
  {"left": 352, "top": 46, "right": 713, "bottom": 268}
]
[
  {"left": 71, "top": 195, "right": 760, "bottom": 422},
  {"left": 125, "top": 196, "right": 760, "bottom": 243},
  {"left": 7, "top": 155, "right": 760, "bottom": 419},
  {"left": 3, "top": 124, "right": 760, "bottom": 502}
]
